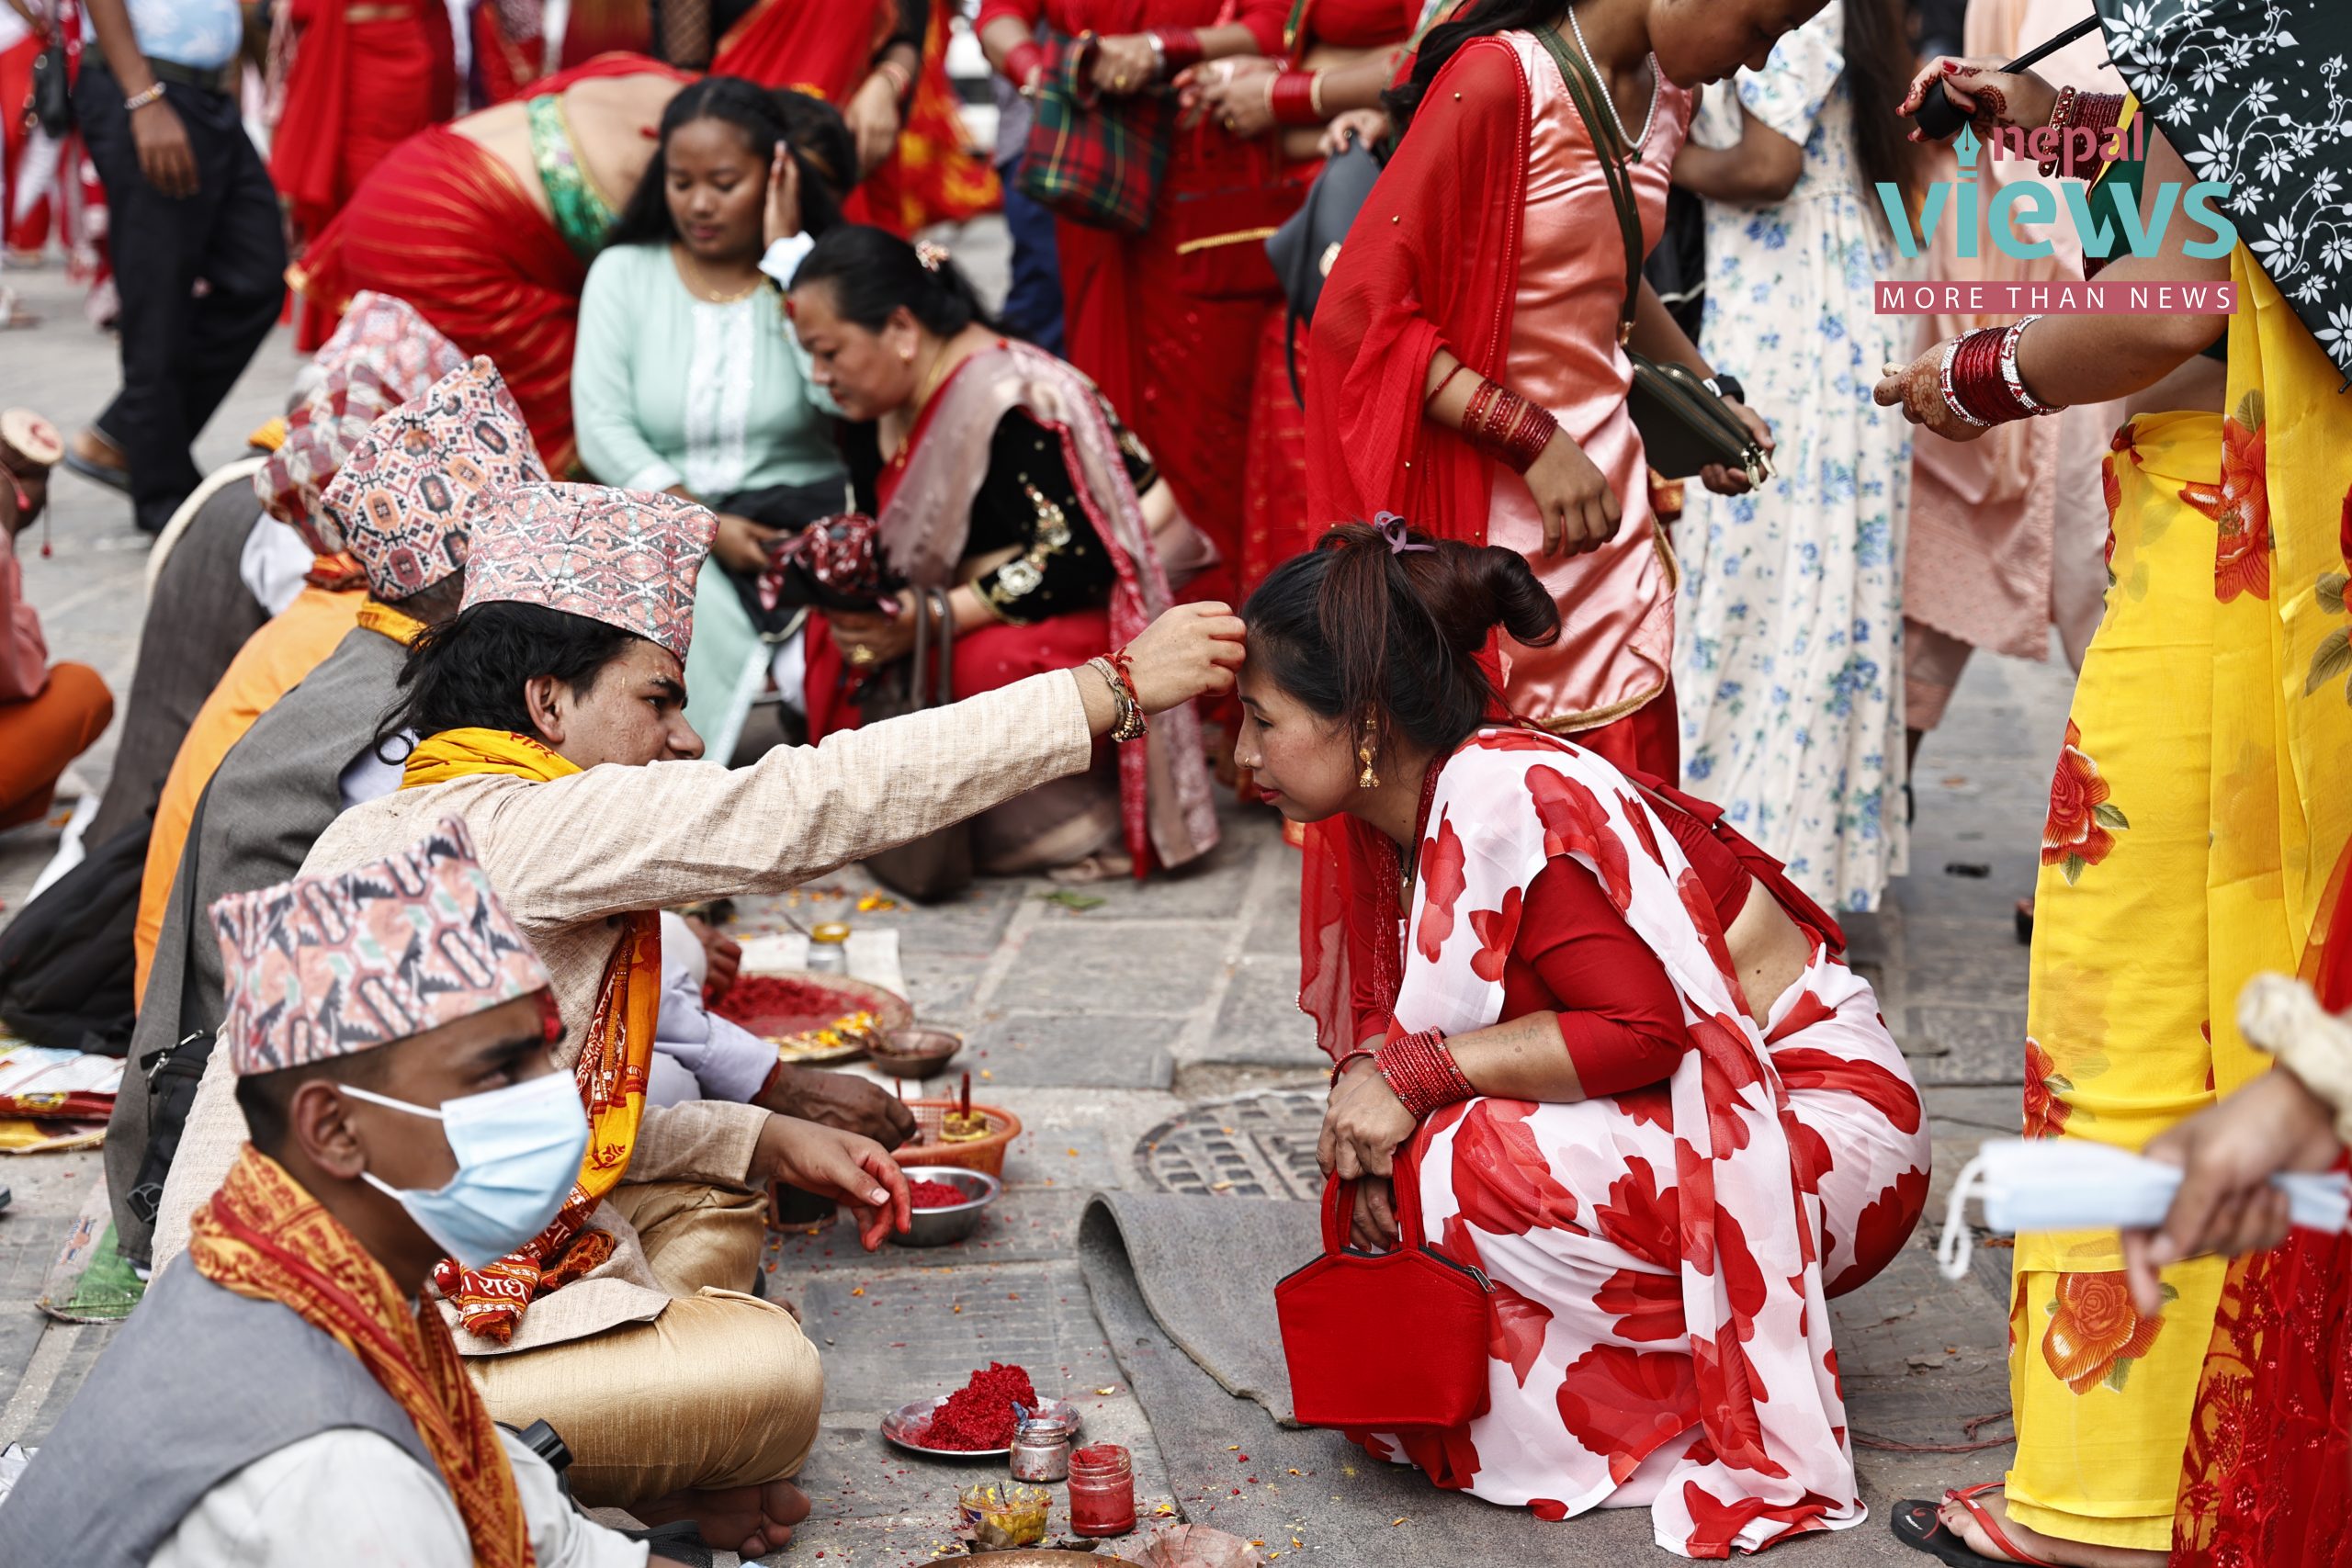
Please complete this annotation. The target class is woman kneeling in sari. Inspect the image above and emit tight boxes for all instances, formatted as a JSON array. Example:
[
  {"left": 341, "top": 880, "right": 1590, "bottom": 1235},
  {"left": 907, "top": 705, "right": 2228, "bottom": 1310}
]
[
  {"left": 782, "top": 225, "right": 1218, "bottom": 880},
  {"left": 1237, "top": 520, "right": 1931, "bottom": 1556}
]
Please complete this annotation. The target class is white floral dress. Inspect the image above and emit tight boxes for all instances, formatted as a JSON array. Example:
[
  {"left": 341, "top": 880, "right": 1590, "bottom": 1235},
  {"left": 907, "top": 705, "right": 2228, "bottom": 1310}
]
[{"left": 1671, "top": 2, "right": 1915, "bottom": 912}]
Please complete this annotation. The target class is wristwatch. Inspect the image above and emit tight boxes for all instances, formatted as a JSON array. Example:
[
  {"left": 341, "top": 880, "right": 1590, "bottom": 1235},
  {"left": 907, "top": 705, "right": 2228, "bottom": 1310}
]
[{"left": 1703, "top": 373, "right": 1746, "bottom": 405}]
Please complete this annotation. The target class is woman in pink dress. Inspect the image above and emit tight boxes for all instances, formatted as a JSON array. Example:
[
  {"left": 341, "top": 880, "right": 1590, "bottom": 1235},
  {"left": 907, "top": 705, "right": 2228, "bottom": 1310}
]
[{"left": 1306, "top": 0, "right": 1793, "bottom": 779}]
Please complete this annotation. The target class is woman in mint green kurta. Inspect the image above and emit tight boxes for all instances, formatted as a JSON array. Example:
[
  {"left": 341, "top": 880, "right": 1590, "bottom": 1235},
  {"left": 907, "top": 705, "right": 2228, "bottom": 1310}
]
[{"left": 571, "top": 78, "right": 855, "bottom": 758}]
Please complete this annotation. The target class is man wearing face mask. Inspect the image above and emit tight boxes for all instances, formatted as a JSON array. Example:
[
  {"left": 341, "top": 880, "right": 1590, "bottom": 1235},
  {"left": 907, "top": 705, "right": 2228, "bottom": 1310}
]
[
  {"left": 148, "top": 479, "right": 1248, "bottom": 1553},
  {"left": 0, "top": 821, "right": 717, "bottom": 1565}
]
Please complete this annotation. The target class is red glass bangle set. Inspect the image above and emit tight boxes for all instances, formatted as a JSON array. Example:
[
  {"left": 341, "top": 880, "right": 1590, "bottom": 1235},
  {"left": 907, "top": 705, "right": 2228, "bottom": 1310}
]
[
  {"left": 1375, "top": 1030, "right": 1475, "bottom": 1120},
  {"left": 1269, "top": 70, "right": 1322, "bottom": 126},
  {"left": 1005, "top": 40, "right": 1046, "bottom": 86},
  {"left": 1462, "top": 378, "right": 1558, "bottom": 474},
  {"left": 1939, "top": 316, "right": 2063, "bottom": 428},
  {"left": 1147, "top": 26, "right": 1203, "bottom": 74}
]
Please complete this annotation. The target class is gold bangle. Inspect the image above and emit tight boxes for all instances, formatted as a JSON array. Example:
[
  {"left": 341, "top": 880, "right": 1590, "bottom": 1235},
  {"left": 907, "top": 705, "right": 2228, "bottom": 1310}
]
[{"left": 1308, "top": 71, "right": 1325, "bottom": 121}]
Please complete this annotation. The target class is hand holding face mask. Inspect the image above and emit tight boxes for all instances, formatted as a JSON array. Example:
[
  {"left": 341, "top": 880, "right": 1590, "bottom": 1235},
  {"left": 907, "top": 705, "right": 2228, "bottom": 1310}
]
[{"left": 1936, "top": 1137, "right": 2352, "bottom": 1285}]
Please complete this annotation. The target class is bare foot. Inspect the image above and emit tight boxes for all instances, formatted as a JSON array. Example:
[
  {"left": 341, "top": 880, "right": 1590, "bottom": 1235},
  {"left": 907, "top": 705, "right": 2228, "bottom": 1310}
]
[
  {"left": 1936, "top": 1492, "right": 2165, "bottom": 1568},
  {"left": 635, "top": 1477, "right": 811, "bottom": 1557}
]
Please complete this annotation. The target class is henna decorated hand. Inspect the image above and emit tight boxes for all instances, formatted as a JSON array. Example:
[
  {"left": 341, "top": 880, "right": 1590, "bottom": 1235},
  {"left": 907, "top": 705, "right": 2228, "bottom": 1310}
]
[{"left": 1899, "top": 56, "right": 2060, "bottom": 143}]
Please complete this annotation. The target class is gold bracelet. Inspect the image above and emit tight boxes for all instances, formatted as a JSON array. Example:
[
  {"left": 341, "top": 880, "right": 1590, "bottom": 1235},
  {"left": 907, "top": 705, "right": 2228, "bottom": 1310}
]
[{"left": 1308, "top": 70, "right": 1325, "bottom": 121}]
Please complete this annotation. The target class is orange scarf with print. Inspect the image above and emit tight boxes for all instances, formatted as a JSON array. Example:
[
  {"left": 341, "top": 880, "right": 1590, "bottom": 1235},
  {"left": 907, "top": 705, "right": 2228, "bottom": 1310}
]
[
  {"left": 191, "top": 1146, "right": 533, "bottom": 1567},
  {"left": 401, "top": 728, "right": 659, "bottom": 1341}
]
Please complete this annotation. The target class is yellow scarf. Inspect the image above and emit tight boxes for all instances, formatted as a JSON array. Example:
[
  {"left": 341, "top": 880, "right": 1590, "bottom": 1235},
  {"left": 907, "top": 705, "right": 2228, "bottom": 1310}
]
[
  {"left": 192, "top": 1147, "right": 533, "bottom": 1567},
  {"left": 355, "top": 599, "right": 429, "bottom": 647},
  {"left": 400, "top": 728, "right": 659, "bottom": 1342}
]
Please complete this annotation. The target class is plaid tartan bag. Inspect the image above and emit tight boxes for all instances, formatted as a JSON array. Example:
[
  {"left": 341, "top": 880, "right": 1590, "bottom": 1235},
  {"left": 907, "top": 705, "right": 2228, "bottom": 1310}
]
[{"left": 1017, "top": 33, "right": 1172, "bottom": 236}]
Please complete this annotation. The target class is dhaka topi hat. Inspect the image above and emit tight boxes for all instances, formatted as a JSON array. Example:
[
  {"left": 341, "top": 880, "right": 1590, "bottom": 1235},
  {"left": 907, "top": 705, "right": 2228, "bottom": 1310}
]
[
  {"left": 211, "top": 818, "right": 552, "bottom": 1077},
  {"left": 320, "top": 357, "right": 547, "bottom": 602},
  {"left": 458, "top": 481, "right": 717, "bottom": 660}
]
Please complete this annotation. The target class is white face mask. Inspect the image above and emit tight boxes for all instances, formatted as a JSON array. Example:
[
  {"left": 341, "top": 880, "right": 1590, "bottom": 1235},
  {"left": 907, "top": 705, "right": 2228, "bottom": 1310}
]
[{"left": 1935, "top": 1137, "right": 2352, "bottom": 1281}]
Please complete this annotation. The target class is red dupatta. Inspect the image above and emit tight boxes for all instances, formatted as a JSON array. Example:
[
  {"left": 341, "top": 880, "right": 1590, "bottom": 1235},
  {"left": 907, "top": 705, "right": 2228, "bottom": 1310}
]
[
  {"left": 271, "top": 0, "right": 455, "bottom": 235},
  {"left": 1297, "top": 36, "right": 1532, "bottom": 1056}
]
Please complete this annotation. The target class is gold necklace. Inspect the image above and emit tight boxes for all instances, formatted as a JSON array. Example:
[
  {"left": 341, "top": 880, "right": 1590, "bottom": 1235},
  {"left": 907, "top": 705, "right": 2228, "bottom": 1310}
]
[
  {"left": 674, "top": 245, "right": 763, "bottom": 304},
  {"left": 887, "top": 341, "right": 959, "bottom": 468}
]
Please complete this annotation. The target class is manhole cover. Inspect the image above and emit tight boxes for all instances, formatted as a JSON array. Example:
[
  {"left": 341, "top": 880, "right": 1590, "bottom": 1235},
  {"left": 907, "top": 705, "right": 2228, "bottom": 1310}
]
[{"left": 1135, "top": 1089, "right": 1326, "bottom": 1199}]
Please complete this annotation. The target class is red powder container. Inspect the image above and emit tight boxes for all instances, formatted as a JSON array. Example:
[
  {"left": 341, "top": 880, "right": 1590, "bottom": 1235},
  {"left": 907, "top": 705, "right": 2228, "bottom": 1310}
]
[{"left": 1067, "top": 1443, "right": 1136, "bottom": 1537}]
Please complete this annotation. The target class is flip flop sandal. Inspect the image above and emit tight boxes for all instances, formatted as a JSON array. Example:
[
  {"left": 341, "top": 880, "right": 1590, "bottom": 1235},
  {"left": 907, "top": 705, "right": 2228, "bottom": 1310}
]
[
  {"left": 61, "top": 445, "right": 130, "bottom": 495},
  {"left": 1890, "top": 1484, "right": 2060, "bottom": 1566}
]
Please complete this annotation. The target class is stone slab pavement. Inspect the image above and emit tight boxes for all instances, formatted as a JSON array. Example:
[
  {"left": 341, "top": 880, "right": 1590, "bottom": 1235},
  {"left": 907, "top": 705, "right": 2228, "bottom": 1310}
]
[{"left": 0, "top": 241, "right": 2079, "bottom": 1563}]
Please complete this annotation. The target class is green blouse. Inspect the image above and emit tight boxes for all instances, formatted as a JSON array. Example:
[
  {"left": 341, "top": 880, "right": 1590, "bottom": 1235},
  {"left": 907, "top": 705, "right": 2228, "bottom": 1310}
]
[{"left": 527, "top": 94, "right": 615, "bottom": 262}]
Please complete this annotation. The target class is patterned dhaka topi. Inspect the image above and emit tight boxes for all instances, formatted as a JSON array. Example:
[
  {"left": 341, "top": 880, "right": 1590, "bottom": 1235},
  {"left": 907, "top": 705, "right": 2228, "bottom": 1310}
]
[
  {"left": 321, "top": 357, "right": 548, "bottom": 600},
  {"left": 459, "top": 480, "right": 717, "bottom": 660},
  {"left": 209, "top": 817, "right": 551, "bottom": 1077},
  {"left": 254, "top": 362, "right": 403, "bottom": 547}
]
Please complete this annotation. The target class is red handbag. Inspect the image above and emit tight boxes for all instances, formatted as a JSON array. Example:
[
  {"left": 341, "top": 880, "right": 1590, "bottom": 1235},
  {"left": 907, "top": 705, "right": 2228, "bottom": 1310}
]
[{"left": 1274, "top": 1156, "right": 1494, "bottom": 1430}]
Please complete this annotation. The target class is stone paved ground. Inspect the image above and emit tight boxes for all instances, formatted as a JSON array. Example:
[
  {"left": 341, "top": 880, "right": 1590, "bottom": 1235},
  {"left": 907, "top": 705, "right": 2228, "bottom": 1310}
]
[{"left": 0, "top": 243, "right": 2074, "bottom": 1563}]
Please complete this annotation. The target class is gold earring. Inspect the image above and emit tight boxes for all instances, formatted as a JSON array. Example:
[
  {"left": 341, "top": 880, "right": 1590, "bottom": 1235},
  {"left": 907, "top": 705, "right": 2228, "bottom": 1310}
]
[
  {"left": 900, "top": 345, "right": 915, "bottom": 363},
  {"left": 1357, "top": 724, "right": 1379, "bottom": 790}
]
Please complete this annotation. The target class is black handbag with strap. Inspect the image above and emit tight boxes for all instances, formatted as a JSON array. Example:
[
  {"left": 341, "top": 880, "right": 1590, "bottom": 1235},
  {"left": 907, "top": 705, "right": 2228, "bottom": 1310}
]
[
  {"left": 1533, "top": 25, "right": 1771, "bottom": 486},
  {"left": 1263, "top": 137, "right": 1384, "bottom": 407},
  {"left": 854, "top": 588, "right": 974, "bottom": 904}
]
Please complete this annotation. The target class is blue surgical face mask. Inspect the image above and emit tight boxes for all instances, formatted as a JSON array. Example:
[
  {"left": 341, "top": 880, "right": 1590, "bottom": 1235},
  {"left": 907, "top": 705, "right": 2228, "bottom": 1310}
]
[{"left": 344, "top": 1072, "right": 589, "bottom": 1269}]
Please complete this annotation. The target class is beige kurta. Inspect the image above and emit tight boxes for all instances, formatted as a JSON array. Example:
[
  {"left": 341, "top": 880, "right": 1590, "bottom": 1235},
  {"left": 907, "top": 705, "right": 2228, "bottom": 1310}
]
[{"left": 154, "top": 670, "right": 1093, "bottom": 1355}]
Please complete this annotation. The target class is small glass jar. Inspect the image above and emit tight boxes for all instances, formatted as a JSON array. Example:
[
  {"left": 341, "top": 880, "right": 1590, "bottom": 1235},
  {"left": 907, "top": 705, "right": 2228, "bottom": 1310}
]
[
  {"left": 808, "top": 921, "right": 851, "bottom": 975},
  {"left": 1007, "top": 1413, "right": 1074, "bottom": 1483},
  {"left": 1067, "top": 1443, "right": 1136, "bottom": 1538}
]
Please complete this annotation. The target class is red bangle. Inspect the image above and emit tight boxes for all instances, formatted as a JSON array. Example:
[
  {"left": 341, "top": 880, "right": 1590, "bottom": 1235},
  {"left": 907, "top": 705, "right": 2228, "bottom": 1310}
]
[
  {"left": 1329, "top": 1047, "right": 1378, "bottom": 1085},
  {"left": 1945, "top": 325, "right": 2033, "bottom": 425},
  {"left": 1148, "top": 26, "right": 1202, "bottom": 73},
  {"left": 1269, "top": 71, "right": 1321, "bottom": 126},
  {"left": 1004, "top": 39, "right": 1046, "bottom": 86},
  {"left": 1500, "top": 400, "right": 1557, "bottom": 474},
  {"left": 1463, "top": 378, "right": 1498, "bottom": 439},
  {"left": 1375, "top": 1029, "right": 1475, "bottom": 1120}
]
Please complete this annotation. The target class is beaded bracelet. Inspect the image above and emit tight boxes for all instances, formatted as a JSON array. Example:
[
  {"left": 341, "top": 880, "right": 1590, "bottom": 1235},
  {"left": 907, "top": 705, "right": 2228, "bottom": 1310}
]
[
  {"left": 1375, "top": 1030, "right": 1476, "bottom": 1120},
  {"left": 1095, "top": 651, "right": 1149, "bottom": 741},
  {"left": 1148, "top": 26, "right": 1203, "bottom": 75},
  {"left": 1269, "top": 70, "right": 1322, "bottom": 127}
]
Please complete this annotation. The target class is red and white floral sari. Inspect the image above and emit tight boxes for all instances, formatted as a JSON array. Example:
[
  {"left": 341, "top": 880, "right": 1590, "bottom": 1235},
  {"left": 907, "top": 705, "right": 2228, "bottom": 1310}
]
[{"left": 1357, "top": 728, "right": 1928, "bottom": 1554}]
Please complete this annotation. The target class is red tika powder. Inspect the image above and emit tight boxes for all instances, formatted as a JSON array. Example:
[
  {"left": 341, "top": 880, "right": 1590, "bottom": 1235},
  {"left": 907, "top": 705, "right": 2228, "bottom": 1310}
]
[
  {"left": 919, "top": 1362, "right": 1038, "bottom": 1450},
  {"left": 907, "top": 1179, "right": 971, "bottom": 1209},
  {"left": 712, "top": 975, "right": 856, "bottom": 1035}
]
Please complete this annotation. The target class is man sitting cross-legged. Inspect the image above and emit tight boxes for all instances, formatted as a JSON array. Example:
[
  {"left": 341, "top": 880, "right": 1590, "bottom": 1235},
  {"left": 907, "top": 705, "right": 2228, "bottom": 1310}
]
[
  {"left": 0, "top": 821, "right": 820, "bottom": 1564},
  {"left": 153, "top": 478, "right": 1245, "bottom": 1551}
]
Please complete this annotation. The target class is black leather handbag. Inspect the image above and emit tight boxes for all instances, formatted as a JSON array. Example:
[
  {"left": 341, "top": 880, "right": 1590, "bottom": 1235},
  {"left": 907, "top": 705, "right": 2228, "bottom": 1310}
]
[
  {"left": 28, "top": 35, "right": 71, "bottom": 137},
  {"left": 1262, "top": 137, "right": 1383, "bottom": 406},
  {"left": 1535, "top": 26, "right": 1770, "bottom": 485}
]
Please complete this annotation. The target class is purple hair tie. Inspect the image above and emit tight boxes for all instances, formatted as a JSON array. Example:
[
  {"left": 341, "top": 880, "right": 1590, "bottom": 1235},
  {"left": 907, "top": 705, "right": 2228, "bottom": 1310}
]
[{"left": 1375, "top": 512, "right": 1434, "bottom": 556}]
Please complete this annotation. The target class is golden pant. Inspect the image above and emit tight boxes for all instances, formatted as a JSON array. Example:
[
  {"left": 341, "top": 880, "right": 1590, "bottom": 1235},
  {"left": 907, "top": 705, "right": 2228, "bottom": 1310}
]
[{"left": 469, "top": 1183, "right": 823, "bottom": 1508}]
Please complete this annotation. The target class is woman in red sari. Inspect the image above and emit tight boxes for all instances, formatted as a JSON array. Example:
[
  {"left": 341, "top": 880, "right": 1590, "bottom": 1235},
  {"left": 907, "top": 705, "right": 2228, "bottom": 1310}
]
[
  {"left": 270, "top": 0, "right": 457, "bottom": 349},
  {"left": 1238, "top": 520, "right": 1927, "bottom": 1551},
  {"left": 782, "top": 224, "right": 1221, "bottom": 881},
  {"left": 976, "top": 0, "right": 1291, "bottom": 611},
  {"left": 288, "top": 54, "right": 694, "bottom": 473},
  {"left": 1307, "top": 0, "right": 1797, "bottom": 776},
  {"left": 1178, "top": 0, "right": 1423, "bottom": 600}
]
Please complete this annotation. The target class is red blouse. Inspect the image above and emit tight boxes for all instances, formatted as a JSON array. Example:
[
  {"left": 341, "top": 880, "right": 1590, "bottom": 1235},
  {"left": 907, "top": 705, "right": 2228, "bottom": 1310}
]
[
  {"left": 1296, "top": 0, "right": 1419, "bottom": 50},
  {"left": 1360, "top": 777, "right": 1829, "bottom": 1100}
]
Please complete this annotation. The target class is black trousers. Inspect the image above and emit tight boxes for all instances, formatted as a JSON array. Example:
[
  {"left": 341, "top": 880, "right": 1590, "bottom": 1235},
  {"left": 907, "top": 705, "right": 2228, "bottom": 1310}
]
[{"left": 74, "top": 64, "right": 285, "bottom": 535}]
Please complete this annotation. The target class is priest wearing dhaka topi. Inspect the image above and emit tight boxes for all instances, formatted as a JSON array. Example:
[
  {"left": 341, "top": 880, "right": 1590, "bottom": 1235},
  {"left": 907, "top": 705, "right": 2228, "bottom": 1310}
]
[
  {"left": 0, "top": 822, "right": 685, "bottom": 1566},
  {"left": 151, "top": 479, "right": 1246, "bottom": 1552}
]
